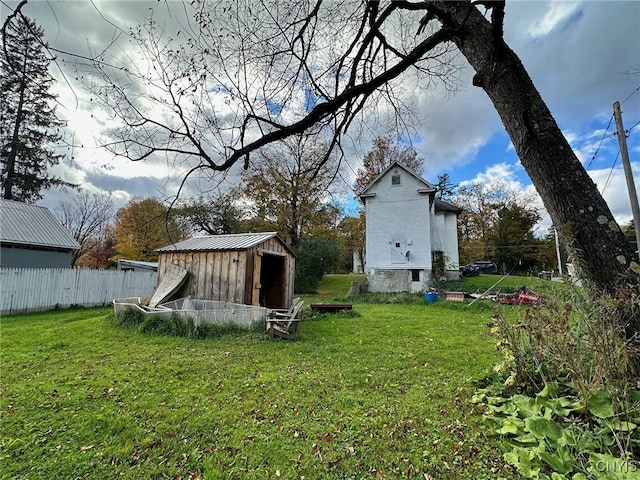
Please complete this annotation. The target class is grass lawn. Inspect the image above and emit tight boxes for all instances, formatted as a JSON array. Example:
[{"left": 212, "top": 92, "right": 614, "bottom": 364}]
[{"left": 0, "top": 274, "right": 546, "bottom": 479}]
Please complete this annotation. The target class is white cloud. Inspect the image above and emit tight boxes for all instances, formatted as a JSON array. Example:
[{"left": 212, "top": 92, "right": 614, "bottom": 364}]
[{"left": 526, "top": 1, "right": 583, "bottom": 38}]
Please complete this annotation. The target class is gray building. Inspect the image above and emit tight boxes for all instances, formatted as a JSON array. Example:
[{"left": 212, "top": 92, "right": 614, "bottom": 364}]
[
  {"left": 0, "top": 200, "right": 80, "bottom": 268},
  {"left": 117, "top": 259, "right": 158, "bottom": 272}
]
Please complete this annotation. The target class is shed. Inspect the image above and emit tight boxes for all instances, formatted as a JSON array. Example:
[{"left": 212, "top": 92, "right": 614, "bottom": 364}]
[
  {"left": 0, "top": 199, "right": 80, "bottom": 268},
  {"left": 157, "top": 232, "right": 296, "bottom": 309}
]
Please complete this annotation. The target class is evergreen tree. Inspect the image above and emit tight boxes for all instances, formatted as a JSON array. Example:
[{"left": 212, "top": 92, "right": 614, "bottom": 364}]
[
  {"left": 436, "top": 173, "right": 458, "bottom": 202},
  {"left": 0, "top": 12, "right": 75, "bottom": 202}
]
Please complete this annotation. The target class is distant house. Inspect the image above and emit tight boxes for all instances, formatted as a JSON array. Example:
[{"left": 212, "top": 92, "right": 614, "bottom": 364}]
[
  {"left": 359, "top": 162, "right": 461, "bottom": 293},
  {"left": 0, "top": 199, "right": 80, "bottom": 268},
  {"left": 157, "top": 232, "right": 296, "bottom": 309},
  {"left": 117, "top": 259, "right": 158, "bottom": 273}
]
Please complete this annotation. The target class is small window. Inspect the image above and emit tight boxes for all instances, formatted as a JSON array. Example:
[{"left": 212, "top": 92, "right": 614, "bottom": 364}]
[
  {"left": 395, "top": 242, "right": 401, "bottom": 248},
  {"left": 391, "top": 174, "right": 401, "bottom": 185},
  {"left": 411, "top": 269, "right": 420, "bottom": 282}
]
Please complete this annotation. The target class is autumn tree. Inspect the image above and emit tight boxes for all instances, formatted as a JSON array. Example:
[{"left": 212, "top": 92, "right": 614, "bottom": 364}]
[
  {"left": 455, "top": 179, "right": 539, "bottom": 266},
  {"left": 0, "top": 11, "right": 75, "bottom": 202},
  {"left": 353, "top": 137, "right": 424, "bottom": 200},
  {"left": 240, "top": 135, "right": 344, "bottom": 248},
  {"left": 335, "top": 212, "right": 366, "bottom": 273},
  {"left": 172, "top": 192, "right": 244, "bottom": 237},
  {"left": 78, "top": 1, "right": 637, "bottom": 297},
  {"left": 112, "top": 197, "right": 185, "bottom": 262},
  {"left": 490, "top": 204, "right": 541, "bottom": 274},
  {"left": 55, "top": 192, "right": 115, "bottom": 266},
  {"left": 80, "top": 233, "right": 117, "bottom": 269}
]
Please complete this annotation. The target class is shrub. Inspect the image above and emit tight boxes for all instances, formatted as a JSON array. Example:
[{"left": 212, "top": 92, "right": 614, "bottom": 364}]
[
  {"left": 295, "top": 237, "right": 339, "bottom": 293},
  {"left": 478, "top": 282, "right": 640, "bottom": 477}
]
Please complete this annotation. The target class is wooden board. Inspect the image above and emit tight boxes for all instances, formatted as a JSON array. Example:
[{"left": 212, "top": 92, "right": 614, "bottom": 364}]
[{"left": 148, "top": 265, "right": 189, "bottom": 307}]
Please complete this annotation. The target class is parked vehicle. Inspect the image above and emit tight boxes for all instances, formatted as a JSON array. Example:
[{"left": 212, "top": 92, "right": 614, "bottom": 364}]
[
  {"left": 459, "top": 263, "right": 480, "bottom": 277},
  {"left": 468, "top": 260, "right": 498, "bottom": 274}
]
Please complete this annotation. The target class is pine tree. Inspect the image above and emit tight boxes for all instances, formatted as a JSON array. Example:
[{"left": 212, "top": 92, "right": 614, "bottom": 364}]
[{"left": 0, "top": 11, "right": 75, "bottom": 203}]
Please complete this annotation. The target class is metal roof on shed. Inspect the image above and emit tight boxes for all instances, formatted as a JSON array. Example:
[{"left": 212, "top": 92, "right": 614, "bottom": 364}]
[
  {"left": 158, "top": 232, "right": 294, "bottom": 255},
  {"left": 0, "top": 199, "right": 80, "bottom": 250}
]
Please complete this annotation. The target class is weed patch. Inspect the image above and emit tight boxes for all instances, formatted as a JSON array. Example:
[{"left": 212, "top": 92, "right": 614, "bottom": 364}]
[{"left": 477, "top": 283, "right": 640, "bottom": 478}]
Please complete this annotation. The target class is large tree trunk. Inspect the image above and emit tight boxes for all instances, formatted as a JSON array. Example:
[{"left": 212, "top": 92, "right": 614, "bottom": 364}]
[{"left": 429, "top": 2, "right": 638, "bottom": 295}]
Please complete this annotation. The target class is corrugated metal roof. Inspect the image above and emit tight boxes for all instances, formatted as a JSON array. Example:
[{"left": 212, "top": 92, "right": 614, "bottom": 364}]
[
  {"left": 158, "top": 232, "right": 294, "bottom": 254},
  {"left": 0, "top": 200, "right": 80, "bottom": 250}
]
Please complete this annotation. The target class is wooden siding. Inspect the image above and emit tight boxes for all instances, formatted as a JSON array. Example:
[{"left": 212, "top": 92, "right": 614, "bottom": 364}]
[{"left": 157, "top": 235, "right": 295, "bottom": 308}]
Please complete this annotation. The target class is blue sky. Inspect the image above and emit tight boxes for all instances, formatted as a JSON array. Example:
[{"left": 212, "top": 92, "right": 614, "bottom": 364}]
[{"left": 3, "top": 0, "right": 639, "bottom": 231}]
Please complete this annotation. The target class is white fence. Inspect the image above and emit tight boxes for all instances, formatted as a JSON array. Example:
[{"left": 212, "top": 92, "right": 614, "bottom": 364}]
[{"left": 0, "top": 268, "right": 158, "bottom": 315}]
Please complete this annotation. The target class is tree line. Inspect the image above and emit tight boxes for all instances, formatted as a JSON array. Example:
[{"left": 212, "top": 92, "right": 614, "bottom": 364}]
[
  {"left": 55, "top": 135, "right": 639, "bottom": 288},
  {"left": 2, "top": 2, "right": 637, "bottom": 297}
]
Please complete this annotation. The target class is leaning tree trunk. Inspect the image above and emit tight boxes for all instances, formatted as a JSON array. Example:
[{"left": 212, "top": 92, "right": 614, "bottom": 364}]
[{"left": 429, "top": 2, "right": 638, "bottom": 295}]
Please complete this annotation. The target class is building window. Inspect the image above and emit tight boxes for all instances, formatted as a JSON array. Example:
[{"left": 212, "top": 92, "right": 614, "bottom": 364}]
[
  {"left": 391, "top": 174, "right": 401, "bottom": 185},
  {"left": 411, "top": 269, "right": 420, "bottom": 282}
]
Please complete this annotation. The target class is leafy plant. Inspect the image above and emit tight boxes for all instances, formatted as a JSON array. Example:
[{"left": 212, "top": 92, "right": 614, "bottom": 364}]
[{"left": 478, "top": 281, "right": 640, "bottom": 478}]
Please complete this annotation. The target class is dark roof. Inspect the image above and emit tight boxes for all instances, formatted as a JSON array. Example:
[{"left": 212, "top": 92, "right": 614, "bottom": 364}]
[
  {"left": 158, "top": 232, "right": 295, "bottom": 255},
  {"left": 434, "top": 198, "right": 462, "bottom": 214},
  {"left": 0, "top": 200, "right": 80, "bottom": 250}
]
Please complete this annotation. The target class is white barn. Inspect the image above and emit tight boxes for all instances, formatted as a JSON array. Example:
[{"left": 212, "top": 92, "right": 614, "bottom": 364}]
[{"left": 360, "top": 162, "right": 461, "bottom": 293}]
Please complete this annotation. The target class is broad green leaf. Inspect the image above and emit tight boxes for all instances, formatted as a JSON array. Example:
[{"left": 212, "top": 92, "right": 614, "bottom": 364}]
[
  {"left": 538, "top": 445, "right": 574, "bottom": 475},
  {"left": 588, "top": 388, "right": 615, "bottom": 419},
  {"left": 525, "top": 416, "right": 561, "bottom": 442},
  {"left": 513, "top": 394, "right": 543, "bottom": 418},
  {"left": 496, "top": 418, "right": 523, "bottom": 435},
  {"left": 504, "top": 447, "right": 541, "bottom": 478},
  {"left": 605, "top": 419, "right": 637, "bottom": 432},
  {"left": 537, "top": 382, "right": 559, "bottom": 399}
]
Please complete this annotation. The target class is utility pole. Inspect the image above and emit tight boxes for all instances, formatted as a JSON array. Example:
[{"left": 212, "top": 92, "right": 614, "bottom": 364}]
[
  {"left": 613, "top": 101, "right": 640, "bottom": 259},
  {"left": 554, "top": 226, "right": 563, "bottom": 276}
]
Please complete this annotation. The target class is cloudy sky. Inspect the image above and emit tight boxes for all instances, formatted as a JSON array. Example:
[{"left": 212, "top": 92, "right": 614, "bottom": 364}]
[{"left": 3, "top": 0, "right": 639, "bottom": 233}]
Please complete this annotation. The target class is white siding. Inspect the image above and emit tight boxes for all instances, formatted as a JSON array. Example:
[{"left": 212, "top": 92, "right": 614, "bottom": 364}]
[
  {"left": 365, "top": 170, "right": 432, "bottom": 270},
  {"left": 431, "top": 211, "right": 460, "bottom": 277},
  {"left": 0, "top": 268, "right": 158, "bottom": 315}
]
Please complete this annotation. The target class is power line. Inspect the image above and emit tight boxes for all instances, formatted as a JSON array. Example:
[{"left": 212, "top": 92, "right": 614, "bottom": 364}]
[
  {"left": 621, "top": 84, "right": 640, "bottom": 105},
  {"left": 601, "top": 150, "right": 621, "bottom": 194}
]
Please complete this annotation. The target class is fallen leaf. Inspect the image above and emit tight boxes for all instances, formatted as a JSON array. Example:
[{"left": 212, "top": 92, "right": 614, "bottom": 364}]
[{"left": 321, "top": 433, "right": 334, "bottom": 442}]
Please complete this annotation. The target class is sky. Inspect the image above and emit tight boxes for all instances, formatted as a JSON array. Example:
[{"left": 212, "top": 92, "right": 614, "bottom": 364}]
[{"left": 2, "top": 0, "right": 639, "bottom": 235}]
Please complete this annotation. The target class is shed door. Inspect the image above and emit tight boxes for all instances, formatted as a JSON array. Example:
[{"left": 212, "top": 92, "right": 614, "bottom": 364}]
[
  {"left": 390, "top": 234, "right": 407, "bottom": 264},
  {"left": 259, "top": 254, "right": 286, "bottom": 309}
]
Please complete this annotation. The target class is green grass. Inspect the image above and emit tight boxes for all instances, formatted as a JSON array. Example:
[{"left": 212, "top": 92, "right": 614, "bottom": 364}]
[{"left": 0, "top": 277, "right": 522, "bottom": 479}]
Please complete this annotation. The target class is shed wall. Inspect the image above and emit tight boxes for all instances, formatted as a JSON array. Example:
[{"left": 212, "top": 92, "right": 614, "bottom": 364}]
[
  {"left": 157, "top": 236, "right": 295, "bottom": 308},
  {"left": 0, "top": 246, "right": 73, "bottom": 268}
]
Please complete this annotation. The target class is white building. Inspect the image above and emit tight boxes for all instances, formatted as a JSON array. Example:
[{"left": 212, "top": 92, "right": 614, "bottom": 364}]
[{"left": 359, "top": 162, "right": 461, "bottom": 293}]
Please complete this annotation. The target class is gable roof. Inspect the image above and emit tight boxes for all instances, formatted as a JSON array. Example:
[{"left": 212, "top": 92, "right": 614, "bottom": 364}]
[
  {"left": 157, "top": 232, "right": 295, "bottom": 255},
  {"left": 359, "top": 161, "right": 437, "bottom": 198},
  {"left": 0, "top": 199, "right": 80, "bottom": 250}
]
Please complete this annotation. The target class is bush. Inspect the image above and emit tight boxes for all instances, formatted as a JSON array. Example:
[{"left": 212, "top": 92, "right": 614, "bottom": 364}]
[
  {"left": 295, "top": 237, "right": 339, "bottom": 293},
  {"left": 478, "top": 282, "right": 640, "bottom": 477}
]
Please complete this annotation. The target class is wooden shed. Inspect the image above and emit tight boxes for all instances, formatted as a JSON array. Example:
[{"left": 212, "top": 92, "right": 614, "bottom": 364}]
[{"left": 157, "top": 232, "right": 296, "bottom": 309}]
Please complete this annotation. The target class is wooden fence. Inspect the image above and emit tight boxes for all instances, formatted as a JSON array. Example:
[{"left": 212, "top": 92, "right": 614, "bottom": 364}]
[{"left": 0, "top": 268, "right": 158, "bottom": 315}]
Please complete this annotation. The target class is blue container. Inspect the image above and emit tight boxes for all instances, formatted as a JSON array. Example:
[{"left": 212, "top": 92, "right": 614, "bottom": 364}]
[{"left": 424, "top": 292, "right": 438, "bottom": 304}]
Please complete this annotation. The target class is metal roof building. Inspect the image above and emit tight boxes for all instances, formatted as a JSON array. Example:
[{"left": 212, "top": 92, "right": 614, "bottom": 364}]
[
  {"left": 157, "top": 232, "right": 296, "bottom": 309},
  {"left": 0, "top": 199, "right": 80, "bottom": 268}
]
